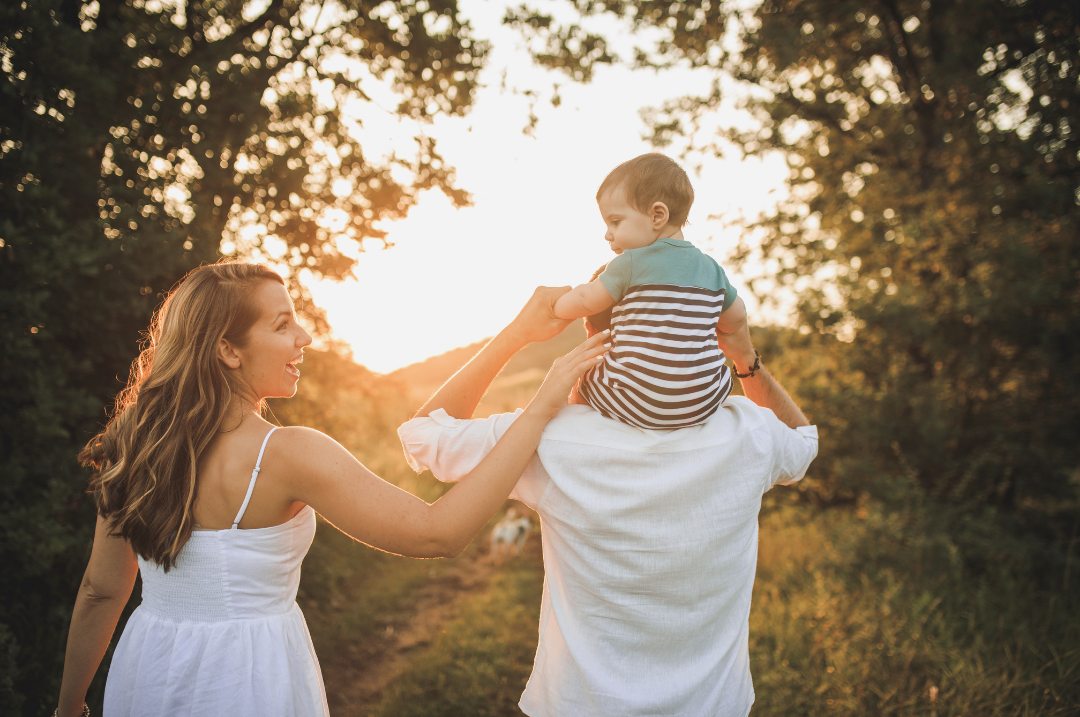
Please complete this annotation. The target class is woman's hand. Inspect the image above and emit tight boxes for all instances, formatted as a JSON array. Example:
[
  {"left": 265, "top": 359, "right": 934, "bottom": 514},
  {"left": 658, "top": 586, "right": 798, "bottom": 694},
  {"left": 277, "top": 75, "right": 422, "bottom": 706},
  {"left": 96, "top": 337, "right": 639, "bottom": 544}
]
[
  {"left": 526, "top": 330, "right": 610, "bottom": 420},
  {"left": 57, "top": 516, "right": 138, "bottom": 717},
  {"left": 505, "top": 286, "right": 575, "bottom": 346}
]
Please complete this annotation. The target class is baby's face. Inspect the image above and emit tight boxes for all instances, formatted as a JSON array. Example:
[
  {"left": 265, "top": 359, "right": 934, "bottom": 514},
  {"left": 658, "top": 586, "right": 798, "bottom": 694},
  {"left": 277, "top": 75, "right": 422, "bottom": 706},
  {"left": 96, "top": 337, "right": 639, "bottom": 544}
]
[{"left": 597, "top": 188, "right": 665, "bottom": 253}]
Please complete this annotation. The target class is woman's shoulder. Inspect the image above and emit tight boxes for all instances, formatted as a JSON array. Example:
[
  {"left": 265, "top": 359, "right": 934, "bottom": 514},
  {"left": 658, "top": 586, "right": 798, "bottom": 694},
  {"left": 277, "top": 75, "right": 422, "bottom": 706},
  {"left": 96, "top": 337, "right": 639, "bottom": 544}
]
[
  {"left": 263, "top": 425, "right": 355, "bottom": 469},
  {"left": 265, "top": 425, "right": 337, "bottom": 453},
  {"left": 256, "top": 426, "right": 356, "bottom": 495}
]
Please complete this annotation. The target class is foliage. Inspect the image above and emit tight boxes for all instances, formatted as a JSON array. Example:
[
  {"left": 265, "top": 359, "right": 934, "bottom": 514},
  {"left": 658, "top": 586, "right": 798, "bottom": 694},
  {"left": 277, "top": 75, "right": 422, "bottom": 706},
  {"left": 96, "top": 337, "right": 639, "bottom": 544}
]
[
  {"left": 0, "top": 0, "right": 487, "bottom": 710},
  {"left": 512, "top": 0, "right": 1080, "bottom": 545},
  {"left": 269, "top": 345, "right": 415, "bottom": 478},
  {"left": 706, "top": 0, "right": 1080, "bottom": 530},
  {"left": 287, "top": 342, "right": 1080, "bottom": 715},
  {"left": 6, "top": 0, "right": 1079, "bottom": 711},
  {"left": 751, "top": 498, "right": 1080, "bottom": 715},
  {"left": 370, "top": 546, "right": 543, "bottom": 717}
]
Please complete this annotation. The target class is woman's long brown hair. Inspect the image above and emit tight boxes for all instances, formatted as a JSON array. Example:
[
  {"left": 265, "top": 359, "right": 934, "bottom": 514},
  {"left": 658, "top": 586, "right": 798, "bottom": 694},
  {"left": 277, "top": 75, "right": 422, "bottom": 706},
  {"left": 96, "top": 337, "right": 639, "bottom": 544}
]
[{"left": 79, "top": 262, "right": 285, "bottom": 571}]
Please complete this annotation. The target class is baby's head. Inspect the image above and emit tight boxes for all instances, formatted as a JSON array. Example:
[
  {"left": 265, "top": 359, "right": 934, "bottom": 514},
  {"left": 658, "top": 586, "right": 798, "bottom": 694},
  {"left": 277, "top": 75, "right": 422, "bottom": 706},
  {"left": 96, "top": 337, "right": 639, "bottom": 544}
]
[{"left": 596, "top": 153, "right": 694, "bottom": 252}]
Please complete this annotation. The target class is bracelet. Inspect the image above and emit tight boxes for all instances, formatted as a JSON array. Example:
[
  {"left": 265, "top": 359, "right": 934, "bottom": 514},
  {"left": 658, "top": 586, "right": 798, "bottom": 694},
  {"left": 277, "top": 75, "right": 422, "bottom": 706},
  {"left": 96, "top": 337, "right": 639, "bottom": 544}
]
[
  {"left": 733, "top": 350, "right": 762, "bottom": 379},
  {"left": 53, "top": 704, "right": 90, "bottom": 717}
]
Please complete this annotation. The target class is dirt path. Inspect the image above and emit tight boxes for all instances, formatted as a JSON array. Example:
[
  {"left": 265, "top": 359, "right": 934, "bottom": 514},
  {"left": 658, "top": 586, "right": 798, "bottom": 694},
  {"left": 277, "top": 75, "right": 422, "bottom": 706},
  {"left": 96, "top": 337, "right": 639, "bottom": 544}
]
[{"left": 322, "top": 547, "right": 501, "bottom": 716}]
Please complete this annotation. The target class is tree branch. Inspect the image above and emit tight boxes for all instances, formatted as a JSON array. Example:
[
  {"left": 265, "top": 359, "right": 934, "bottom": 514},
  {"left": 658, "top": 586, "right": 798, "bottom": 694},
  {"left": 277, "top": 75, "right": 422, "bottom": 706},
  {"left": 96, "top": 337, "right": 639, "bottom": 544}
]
[{"left": 227, "top": 0, "right": 288, "bottom": 49}]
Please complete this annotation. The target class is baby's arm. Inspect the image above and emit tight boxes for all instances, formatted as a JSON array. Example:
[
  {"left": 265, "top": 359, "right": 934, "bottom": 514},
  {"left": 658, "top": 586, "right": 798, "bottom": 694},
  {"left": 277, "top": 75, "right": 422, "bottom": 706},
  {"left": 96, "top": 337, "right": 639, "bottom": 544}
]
[
  {"left": 716, "top": 296, "right": 753, "bottom": 365},
  {"left": 553, "top": 281, "right": 616, "bottom": 320}
]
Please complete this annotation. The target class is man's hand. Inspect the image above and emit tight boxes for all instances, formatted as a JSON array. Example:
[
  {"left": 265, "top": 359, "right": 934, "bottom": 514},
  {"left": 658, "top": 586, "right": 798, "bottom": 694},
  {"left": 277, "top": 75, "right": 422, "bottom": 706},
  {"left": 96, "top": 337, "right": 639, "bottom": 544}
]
[{"left": 506, "top": 286, "right": 574, "bottom": 346}]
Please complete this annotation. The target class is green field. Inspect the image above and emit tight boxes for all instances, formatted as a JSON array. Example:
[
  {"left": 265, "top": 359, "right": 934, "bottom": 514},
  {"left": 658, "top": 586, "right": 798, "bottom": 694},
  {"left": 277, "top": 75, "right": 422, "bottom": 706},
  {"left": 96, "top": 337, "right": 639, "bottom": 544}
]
[{"left": 273, "top": 328, "right": 1080, "bottom": 716}]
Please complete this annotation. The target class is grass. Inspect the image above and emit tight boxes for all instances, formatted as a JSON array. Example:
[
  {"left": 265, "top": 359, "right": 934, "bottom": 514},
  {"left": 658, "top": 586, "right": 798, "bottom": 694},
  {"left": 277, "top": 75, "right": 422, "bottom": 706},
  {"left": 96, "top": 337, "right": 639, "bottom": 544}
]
[
  {"left": 749, "top": 500, "right": 1080, "bottom": 716},
  {"left": 369, "top": 541, "right": 544, "bottom": 717},
  {"left": 297, "top": 493, "right": 1080, "bottom": 716},
  {"left": 297, "top": 522, "right": 442, "bottom": 660},
  {"left": 283, "top": 344, "right": 1079, "bottom": 715}
]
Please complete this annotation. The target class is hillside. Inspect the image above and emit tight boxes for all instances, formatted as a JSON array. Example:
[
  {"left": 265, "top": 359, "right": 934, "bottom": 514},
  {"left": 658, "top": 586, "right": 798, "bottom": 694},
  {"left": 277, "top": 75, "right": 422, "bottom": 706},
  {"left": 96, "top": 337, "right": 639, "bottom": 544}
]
[{"left": 389, "top": 321, "right": 588, "bottom": 416}]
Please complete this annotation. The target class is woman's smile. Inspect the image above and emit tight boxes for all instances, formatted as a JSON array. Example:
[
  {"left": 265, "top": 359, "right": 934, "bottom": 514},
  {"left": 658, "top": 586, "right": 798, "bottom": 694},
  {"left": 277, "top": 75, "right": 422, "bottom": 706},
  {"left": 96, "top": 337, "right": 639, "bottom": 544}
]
[{"left": 286, "top": 355, "right": 303, "bottom": 379}]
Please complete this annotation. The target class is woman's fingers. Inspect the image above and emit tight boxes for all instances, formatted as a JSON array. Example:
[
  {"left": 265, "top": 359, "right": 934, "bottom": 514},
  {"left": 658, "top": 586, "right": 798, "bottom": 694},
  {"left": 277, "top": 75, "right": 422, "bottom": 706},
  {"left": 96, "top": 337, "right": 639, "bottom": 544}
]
[
  {"left": 530, "top": 331, "right": 611, "bottom": 416},
  {"left": 567, "top": 339, "right": 609, "bottom": 374},
  {"left": 574, "top": 346, "right": 608, "bottom": 374},
  {"left": 551, "top": 331, "right": 608, "bottom": 376},
  {"left": 553, "top": 333, "right": 610, "bottom": 385},
  {"left": 563, "top": 329, "right": 610, "bottom": 363}
]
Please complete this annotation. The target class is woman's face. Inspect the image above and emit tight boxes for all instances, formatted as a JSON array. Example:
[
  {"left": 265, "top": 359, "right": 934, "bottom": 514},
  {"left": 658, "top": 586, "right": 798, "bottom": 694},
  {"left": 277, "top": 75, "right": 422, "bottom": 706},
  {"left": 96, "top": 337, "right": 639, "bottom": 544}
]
[{"left": 233, "top": 280, "right": 312, "bottom": 400}]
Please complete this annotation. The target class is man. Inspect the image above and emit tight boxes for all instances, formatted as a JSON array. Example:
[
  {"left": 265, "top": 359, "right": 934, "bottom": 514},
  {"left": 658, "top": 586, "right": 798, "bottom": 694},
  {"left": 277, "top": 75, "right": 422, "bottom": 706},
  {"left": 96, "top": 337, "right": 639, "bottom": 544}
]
[{"left": 398, "top": 287, "right": 818, "bottom": 716}]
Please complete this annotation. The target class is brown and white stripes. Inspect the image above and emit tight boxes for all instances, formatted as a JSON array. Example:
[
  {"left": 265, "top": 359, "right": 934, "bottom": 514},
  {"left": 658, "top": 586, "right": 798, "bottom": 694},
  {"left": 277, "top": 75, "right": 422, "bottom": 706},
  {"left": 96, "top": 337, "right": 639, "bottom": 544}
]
[{"left": 580, "top": 284, "right": 732, "bottom": 429}]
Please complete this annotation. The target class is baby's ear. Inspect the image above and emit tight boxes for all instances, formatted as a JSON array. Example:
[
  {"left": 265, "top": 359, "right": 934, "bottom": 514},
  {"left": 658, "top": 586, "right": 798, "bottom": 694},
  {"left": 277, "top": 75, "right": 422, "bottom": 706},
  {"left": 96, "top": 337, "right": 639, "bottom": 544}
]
[{"left": 650, "top": 201, "right": 670, "bottom": 228}]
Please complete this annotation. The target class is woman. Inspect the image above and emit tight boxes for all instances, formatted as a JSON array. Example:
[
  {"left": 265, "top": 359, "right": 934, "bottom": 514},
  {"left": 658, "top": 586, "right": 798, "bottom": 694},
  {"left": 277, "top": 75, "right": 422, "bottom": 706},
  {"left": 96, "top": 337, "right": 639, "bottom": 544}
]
[{"left": 55, "top": 262, "right": 605, "bottom": 716}]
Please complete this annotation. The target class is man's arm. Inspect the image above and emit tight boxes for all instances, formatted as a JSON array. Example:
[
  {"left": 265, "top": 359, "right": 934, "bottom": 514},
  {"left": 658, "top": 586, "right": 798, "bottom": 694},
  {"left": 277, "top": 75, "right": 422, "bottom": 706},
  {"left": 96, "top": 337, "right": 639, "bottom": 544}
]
[
  {"left": 716, "top": 329, "right": 809, "bottom": 429},
  {"left": 717, "top": 329, "right": 817, "bottom": 488},
  {"left": 735, "top": 366, "right": 809, "bottom": 429},
  {"left": 414, "top": 287, "right": 573, "bottom": 420}
]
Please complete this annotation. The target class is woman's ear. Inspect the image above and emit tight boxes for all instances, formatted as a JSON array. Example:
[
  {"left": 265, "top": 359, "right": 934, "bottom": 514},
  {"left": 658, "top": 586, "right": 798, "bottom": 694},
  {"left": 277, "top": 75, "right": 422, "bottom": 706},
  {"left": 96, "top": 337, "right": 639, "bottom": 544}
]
[
  {"left": 217, "top": 337, "right": 242, "bottom": 370},
  {"left": 649, "top": 201, "right": 670, "bottom": 230}
]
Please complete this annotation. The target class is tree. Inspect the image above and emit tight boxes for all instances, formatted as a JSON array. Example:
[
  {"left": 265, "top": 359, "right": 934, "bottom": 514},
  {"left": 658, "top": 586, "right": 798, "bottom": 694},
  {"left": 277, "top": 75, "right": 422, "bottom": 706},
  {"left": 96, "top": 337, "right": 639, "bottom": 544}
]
[
  {"left": 510, "top": 0, "right": 1079, "bottom": 550},
  {"left": 0, "top": 0, "right": 485, "bottom": 710}
]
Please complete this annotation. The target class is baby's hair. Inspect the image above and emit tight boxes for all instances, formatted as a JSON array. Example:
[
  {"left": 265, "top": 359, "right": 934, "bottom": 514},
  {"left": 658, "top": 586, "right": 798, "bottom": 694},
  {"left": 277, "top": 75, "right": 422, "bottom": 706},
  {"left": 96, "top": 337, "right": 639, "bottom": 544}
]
[{"left": 596, "top": 153, "right": 694, "bottom": 228}]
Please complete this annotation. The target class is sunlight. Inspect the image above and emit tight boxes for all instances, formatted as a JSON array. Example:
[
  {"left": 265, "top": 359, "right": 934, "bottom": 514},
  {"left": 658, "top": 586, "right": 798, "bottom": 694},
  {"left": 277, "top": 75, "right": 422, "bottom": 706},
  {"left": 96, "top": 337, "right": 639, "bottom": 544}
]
[{"left": 296, "top": 0, "right": 791, "bottom": 373}]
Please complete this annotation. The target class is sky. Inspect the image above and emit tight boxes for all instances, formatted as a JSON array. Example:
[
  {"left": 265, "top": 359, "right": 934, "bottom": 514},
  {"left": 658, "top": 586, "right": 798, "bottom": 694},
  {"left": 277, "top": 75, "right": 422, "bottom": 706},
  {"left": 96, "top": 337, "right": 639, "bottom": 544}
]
[{"left": 299, "top": 1, "right": 789, "bottom": 373}]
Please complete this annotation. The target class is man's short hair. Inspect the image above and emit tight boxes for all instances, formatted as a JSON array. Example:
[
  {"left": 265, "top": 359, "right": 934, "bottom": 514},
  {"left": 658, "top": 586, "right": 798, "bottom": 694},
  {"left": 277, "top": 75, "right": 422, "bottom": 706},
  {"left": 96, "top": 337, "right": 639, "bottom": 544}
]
[{"left": 596, "top": 153, "right": 694, "bottom": 228}]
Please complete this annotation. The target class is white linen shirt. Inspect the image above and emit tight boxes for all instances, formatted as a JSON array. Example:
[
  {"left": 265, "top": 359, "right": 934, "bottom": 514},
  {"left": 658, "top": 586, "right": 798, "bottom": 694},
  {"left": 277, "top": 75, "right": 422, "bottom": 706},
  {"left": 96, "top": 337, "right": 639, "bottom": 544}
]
[{"left": 398, "top": 396, "right": 818, "bottom": 717}]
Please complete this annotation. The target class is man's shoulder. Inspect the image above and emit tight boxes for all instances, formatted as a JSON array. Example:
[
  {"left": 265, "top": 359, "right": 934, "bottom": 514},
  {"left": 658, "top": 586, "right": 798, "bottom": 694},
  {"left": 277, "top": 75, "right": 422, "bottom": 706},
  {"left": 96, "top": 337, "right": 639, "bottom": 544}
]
[{"left": 541, "top": 399, "right": 778, "bottom": 453}]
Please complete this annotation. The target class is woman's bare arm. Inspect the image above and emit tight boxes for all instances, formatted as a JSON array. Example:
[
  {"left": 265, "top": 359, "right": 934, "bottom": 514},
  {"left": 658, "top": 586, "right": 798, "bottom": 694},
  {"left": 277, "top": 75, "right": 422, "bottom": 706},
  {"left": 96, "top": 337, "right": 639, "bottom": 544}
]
[
  {"left": 56, "top": 515, "right": 139, "bottom": 717},
  {"left": 415, "top": 286, "right": 572, "bottom": 420},
  {"left": 285, "top": 331, "right": 610, "bottom": 559}
]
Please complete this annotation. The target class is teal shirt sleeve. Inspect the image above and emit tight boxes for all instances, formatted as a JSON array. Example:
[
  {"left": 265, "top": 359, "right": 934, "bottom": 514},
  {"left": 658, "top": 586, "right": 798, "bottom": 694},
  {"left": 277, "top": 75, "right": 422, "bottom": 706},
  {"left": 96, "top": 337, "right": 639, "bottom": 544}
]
[
  {"left": 596, "top": 252, "right": 633, "bottom": 303},
  {"left": 718, "top": 265, "right": 738, "bottom": 312}
]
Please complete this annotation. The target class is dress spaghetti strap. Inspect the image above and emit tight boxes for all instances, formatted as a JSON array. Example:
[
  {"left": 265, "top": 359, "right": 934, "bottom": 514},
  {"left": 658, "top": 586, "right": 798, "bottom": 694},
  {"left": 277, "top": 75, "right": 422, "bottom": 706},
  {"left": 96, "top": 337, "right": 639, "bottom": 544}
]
[{"left": 231, "top": 427, "right": 279, "bottom": 529}]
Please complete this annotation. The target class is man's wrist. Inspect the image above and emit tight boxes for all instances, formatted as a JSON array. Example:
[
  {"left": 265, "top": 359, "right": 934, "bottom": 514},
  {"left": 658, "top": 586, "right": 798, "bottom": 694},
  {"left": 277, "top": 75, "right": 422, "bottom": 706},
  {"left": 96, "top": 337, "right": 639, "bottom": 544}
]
[{"left": 732, "top": 351, "right": 762, "bottom": 379}]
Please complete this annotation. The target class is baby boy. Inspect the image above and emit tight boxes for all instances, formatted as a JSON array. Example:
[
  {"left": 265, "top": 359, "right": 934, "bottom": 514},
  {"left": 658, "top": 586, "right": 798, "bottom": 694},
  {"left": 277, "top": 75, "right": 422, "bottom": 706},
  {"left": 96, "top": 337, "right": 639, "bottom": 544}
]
[{"left": 553, "top": 153, "right": 753, "bottom": 429}]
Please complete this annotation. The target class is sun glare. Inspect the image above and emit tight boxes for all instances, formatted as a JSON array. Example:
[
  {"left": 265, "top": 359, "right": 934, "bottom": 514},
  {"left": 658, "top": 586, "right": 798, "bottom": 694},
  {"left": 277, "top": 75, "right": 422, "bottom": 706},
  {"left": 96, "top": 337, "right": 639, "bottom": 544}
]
[{"left": 300, "top": 1, "right": 789, "bottom": 374}]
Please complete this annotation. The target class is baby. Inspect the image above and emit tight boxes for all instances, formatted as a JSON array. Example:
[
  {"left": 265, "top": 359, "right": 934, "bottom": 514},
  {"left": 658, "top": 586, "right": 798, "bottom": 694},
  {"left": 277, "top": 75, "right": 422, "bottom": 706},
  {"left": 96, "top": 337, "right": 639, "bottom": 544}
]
[{"left": 554, "top": 153, "right": 752, "bottom": 429}]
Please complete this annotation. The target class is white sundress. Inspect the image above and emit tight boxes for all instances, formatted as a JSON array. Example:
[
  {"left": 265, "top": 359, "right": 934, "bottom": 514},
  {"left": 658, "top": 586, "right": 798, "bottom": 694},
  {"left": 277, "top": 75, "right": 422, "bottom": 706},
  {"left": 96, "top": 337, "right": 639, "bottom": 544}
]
[{"left": 104, "top": 427, "right": 329, "bottom": 716}]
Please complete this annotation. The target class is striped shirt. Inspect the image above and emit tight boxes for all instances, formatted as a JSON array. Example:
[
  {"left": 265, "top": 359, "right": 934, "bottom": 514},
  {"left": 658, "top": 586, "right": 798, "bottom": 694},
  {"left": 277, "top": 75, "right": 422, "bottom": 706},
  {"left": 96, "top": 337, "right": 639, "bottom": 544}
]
[
  {"left": 581, "top": 284, "right": 732, "bottom": 428},
  {"left": 583, "top": 238, "right": 738, "bottom": 429}
]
